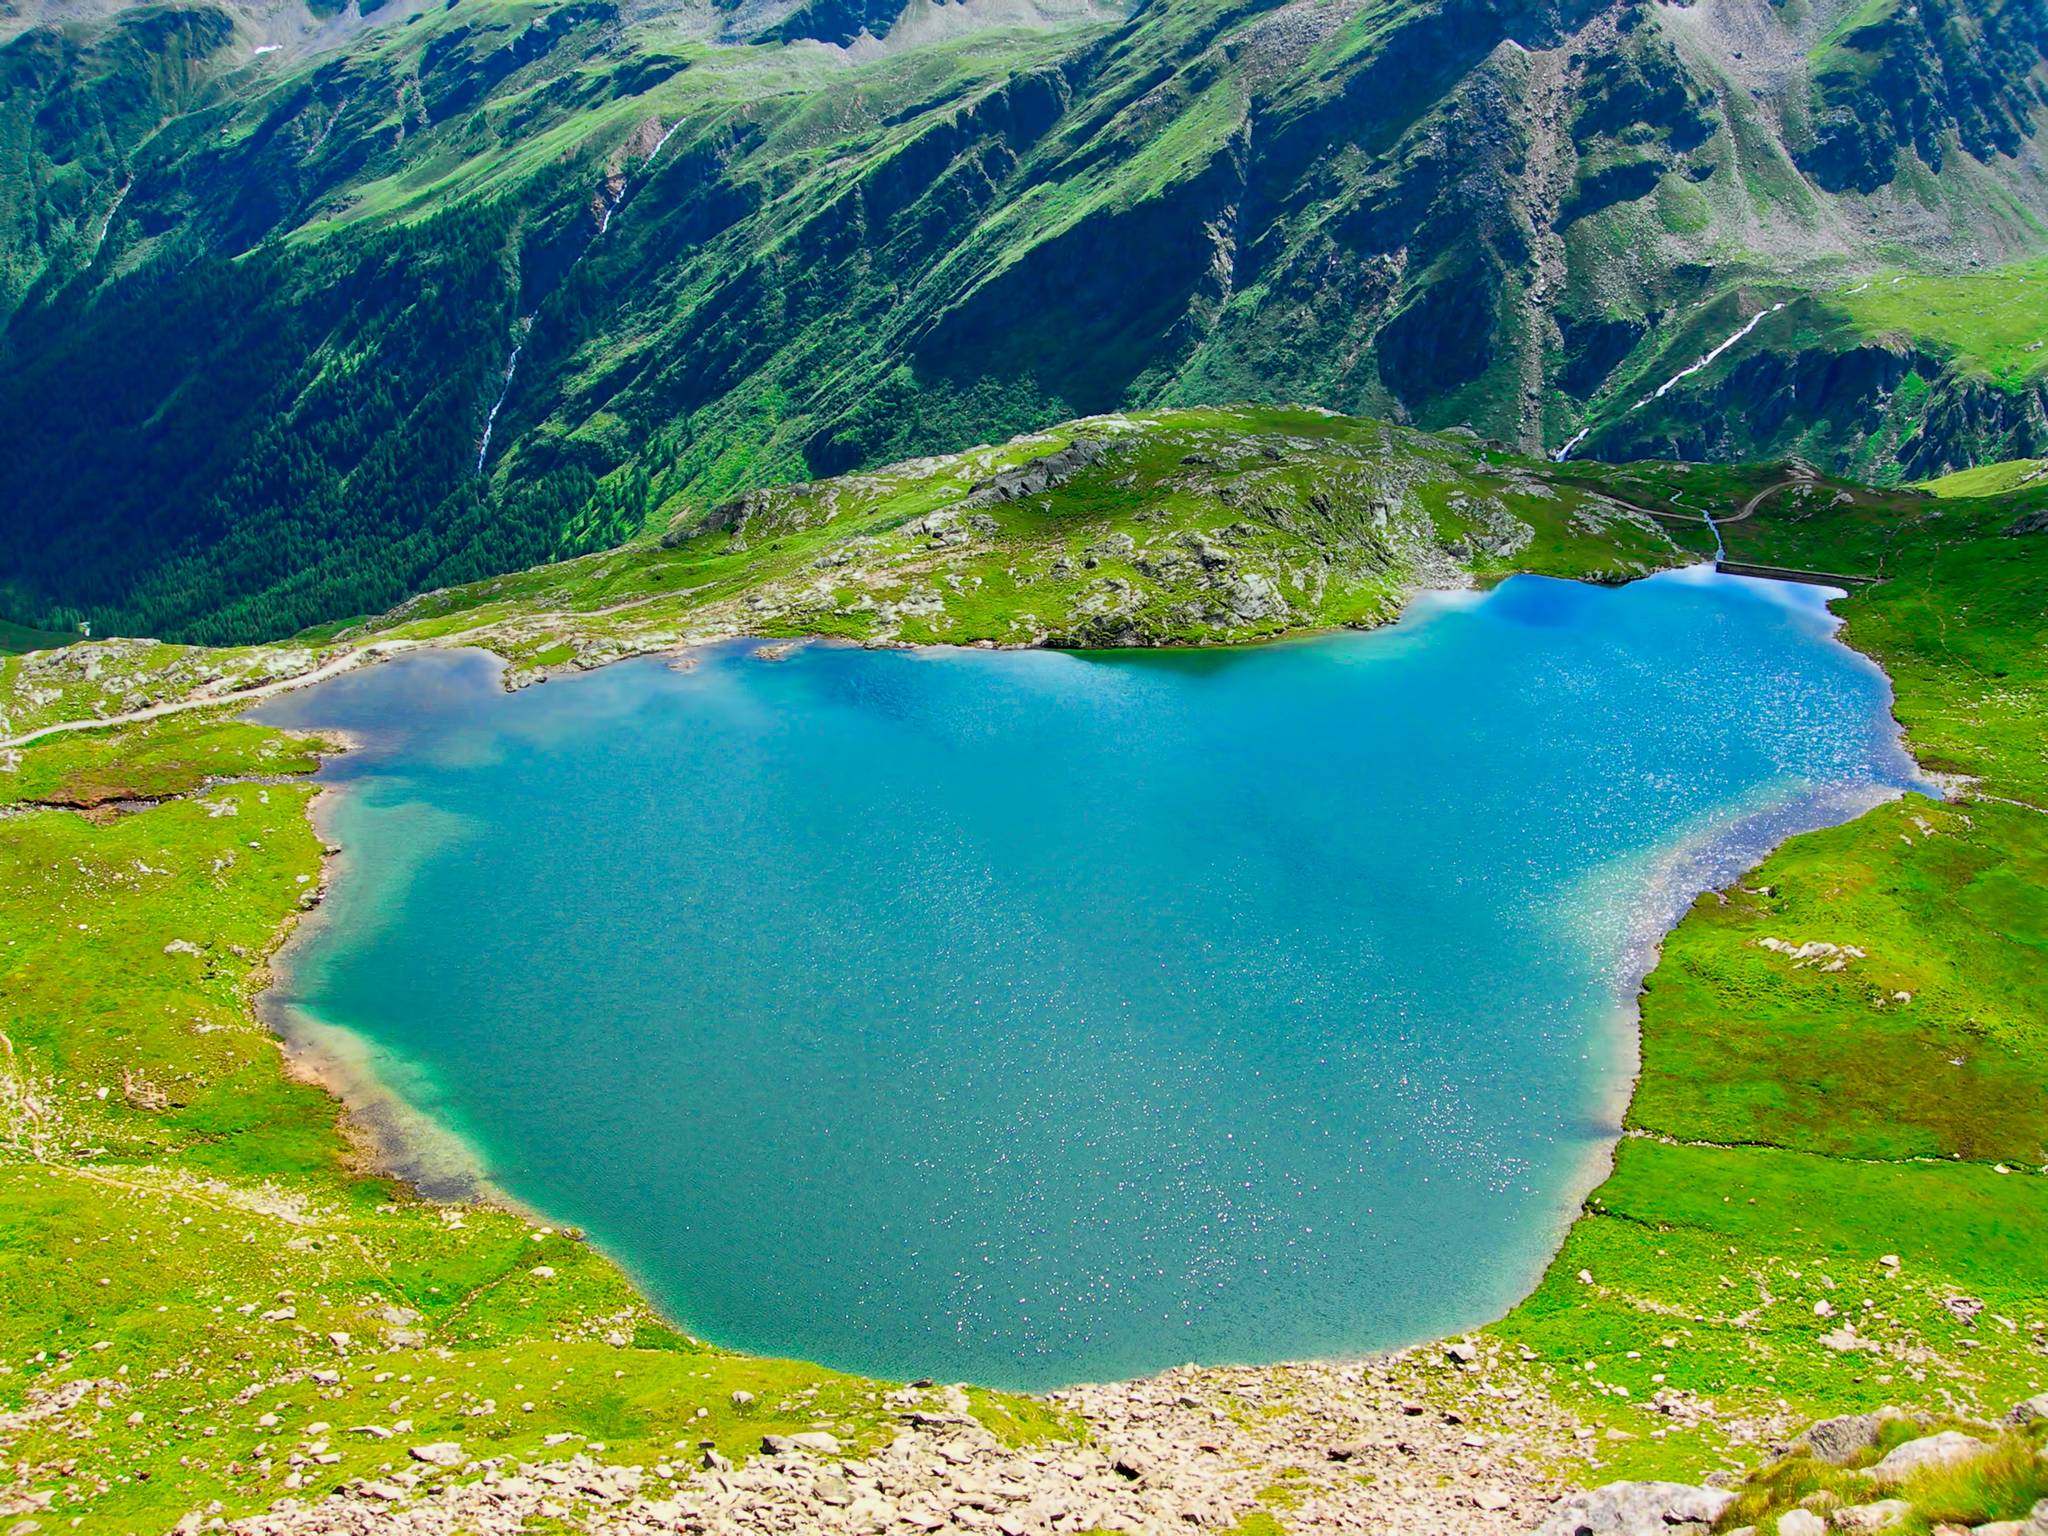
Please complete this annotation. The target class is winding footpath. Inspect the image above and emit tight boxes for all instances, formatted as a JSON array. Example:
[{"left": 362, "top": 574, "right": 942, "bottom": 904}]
[{"left": 0, "top": 640, "right": 421, "bottom": 751}]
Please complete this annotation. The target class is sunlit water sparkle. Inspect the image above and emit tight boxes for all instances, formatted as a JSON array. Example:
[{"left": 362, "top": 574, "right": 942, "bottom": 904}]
[{"left": 255, "top": 568, "right": 1923, "bottom": 1388}]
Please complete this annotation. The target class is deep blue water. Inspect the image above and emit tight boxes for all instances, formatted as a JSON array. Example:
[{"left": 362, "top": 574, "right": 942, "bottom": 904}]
[{"left": 255, "top": 569, "right": 1922, "bottom": 1389}]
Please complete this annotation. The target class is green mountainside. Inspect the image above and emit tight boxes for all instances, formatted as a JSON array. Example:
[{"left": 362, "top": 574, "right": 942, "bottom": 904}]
[{"left": 0, "top": 0, "right": 2044, "bottom": 642}]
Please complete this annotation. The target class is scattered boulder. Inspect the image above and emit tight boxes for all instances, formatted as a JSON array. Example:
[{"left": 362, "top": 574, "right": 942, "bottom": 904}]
[
  {"left": 408, "top": 1442, "right": 465, "bottom": 1467},
  {"left": 1778, "top": 1512, "right": 1827, "bottom": 1536},
  {"left": 1797, "top": 1413, "right": 1881, "bottom": 1464},
  {"left": 1535, "top": 1480, "right": 1737, "bottom": 1535},
  {"left": 2007, "top": 1393, "right": 2048, "bottom": 1425},
  {"left": 1819, "top": 1324, "right": 1882, "bottom": 1354},
  {"left": 1834, "top": 1500, "right": 1911, "bottom": 1533},
  {"left": 1870, "top": 1431, "right": 1993, "bottom": 1483},
  {"left": 760, "top": 1431, "right": 840, "bottom": 1456},
  {"left": 1971, "top": 1500, "right": 2048, "bottom": 1536}
]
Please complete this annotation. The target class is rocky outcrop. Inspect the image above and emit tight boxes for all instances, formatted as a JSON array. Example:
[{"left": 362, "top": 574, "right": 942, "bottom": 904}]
[
  {"left": 1793, "top": 1412, "right": 1880, "bottom": 1465},
  {"left": 1534, "top": 1480, "right": 1736, "bottom": 1536},
  {"left": 960, "top": 437, "right": 1110, "bottom": 508}
]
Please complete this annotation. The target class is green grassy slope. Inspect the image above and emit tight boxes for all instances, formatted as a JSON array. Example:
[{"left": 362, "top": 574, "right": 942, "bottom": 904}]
[
  {"left": 2, "top": 413, "right": 2043, "bottom": 1528},
  {"left": 1916, "top": 457, "right": 2048, "bottom": 499},
  {"left": 337, "top": 406, "right": 1704, "bottom": 667},
  {"left": 1495, "top": 480, "right": 2048, "bottom": 1484}
]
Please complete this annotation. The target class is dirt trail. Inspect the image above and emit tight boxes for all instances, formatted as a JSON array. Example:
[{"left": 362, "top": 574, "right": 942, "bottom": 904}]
[{"left": 0, "top": 641, "right": 420, "bottom": 751}]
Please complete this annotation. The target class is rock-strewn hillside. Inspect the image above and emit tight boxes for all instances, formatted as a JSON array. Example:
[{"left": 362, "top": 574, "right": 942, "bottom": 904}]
[{"left": 0, "top": 0, "right": 2044, "bottom": 642}]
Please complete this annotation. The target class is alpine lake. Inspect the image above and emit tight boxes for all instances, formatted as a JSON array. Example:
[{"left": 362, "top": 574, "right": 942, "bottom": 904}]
[{"left": 253, "top": 568, "right": 1924, "bottom": 1390}]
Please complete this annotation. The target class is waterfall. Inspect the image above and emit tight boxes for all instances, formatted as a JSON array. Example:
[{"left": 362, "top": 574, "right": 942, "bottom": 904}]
[
  {"left": 1553, "top": 301, "right": 1788, "bottom": 462},
  {"left": 645, "top": 118, "right": 684, "bottom": 167},
  {"left": 90, "top": 181, "right": 132, "bottom": 259},
  {"left": 596, "top": 119, "right": 681, "bottom": 237},
  {"left": 474, "top": 122, "right": 677, "bottom": 473},
  {"left": 475, "top": 315, "right": 534, "bottom": 475}
]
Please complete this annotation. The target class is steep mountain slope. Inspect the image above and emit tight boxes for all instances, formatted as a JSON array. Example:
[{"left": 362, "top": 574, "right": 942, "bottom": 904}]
[{"left": 0, "top": 0, "right": 2043, "bottom": 642}]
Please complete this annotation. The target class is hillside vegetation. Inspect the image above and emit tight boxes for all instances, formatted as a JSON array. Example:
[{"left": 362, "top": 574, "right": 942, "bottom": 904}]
[
  {"left": 1, "top": 0, "right": 2045, "bottom": 642},
  {"left": 1, "top": 411, "right": 2044, "bottom": 1534}
]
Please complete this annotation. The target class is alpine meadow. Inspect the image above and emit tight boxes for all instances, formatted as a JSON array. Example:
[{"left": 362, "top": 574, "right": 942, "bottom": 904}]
[{"left": 0, "top": 0, "right": 2045, "bottom": 1533}]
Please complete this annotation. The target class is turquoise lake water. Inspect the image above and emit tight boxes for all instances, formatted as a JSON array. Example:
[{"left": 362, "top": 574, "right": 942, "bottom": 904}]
[{"left": 255, "top": 569, "right": 1922, "bottom": 1389}]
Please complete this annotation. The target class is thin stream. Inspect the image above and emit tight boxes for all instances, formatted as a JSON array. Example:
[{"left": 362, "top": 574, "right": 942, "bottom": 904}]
[{"left": 1554, "top": 302, "right": 1788, "bottom": 462}]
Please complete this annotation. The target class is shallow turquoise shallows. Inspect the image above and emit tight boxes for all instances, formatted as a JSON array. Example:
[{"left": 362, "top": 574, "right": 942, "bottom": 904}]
[{"left": 255, "top": 569, "right": 1921, "bottom": 1389}]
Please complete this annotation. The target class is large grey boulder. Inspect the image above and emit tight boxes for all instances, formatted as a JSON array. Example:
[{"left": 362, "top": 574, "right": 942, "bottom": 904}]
[
  {"left": 1797, "top": 1413, "right": 1882, "bottom": 1464},
  {"left": 1776, "top": 1512, "right": 1826, "bottom": 1536},
  {"left": 1869, "top": 1430, "right": 1993, "bottom": 1483},
  {"left": 761, "top": 1431, "right": 841, "bottom": 1456},
  {"left": 1536, "top": 1481, "right": 1737, "bottom": 1535}
]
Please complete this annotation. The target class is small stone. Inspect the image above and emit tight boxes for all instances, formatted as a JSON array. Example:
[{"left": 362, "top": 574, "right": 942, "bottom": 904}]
[
  {"left": 1446, "top": 1340, "right": 1479, "bottom": 1365},
  {"left": 408, "top": 1442, "right": 465, "bottom": 1467},
  {"left": 2008, "top": 1393, "right": 2048, "bottom": 1425},
  {"left": 1834, "top": 1501, "right": 1912, "bottom": 1534},
  {"left": 1777, "top": 1513, "right": 1826, "bottom": 1536}
]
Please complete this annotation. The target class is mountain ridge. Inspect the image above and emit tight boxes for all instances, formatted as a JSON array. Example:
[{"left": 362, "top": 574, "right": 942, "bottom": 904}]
[{"left": 0, "top": 0, "right": 2044, "bottom": 642}]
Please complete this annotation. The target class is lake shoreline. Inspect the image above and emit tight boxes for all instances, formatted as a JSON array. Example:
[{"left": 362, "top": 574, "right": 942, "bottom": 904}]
[{"left": 246, "top": 560, "right": 1930, "bottom": 1393}]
